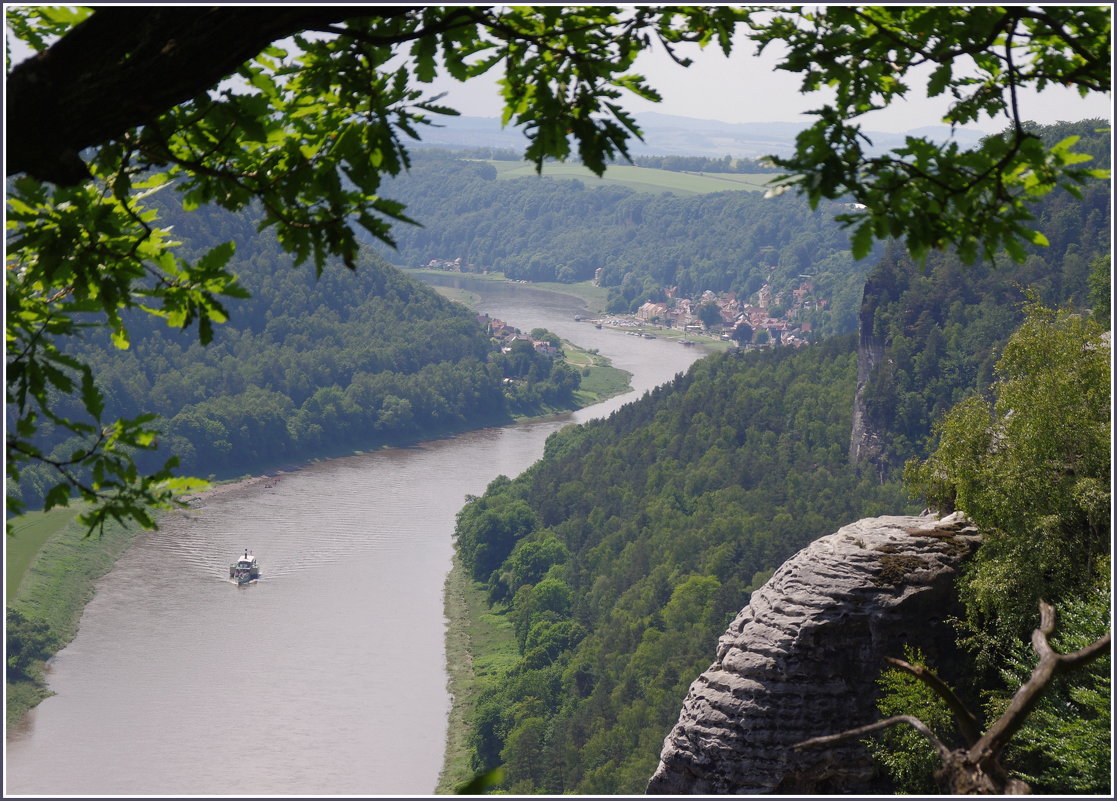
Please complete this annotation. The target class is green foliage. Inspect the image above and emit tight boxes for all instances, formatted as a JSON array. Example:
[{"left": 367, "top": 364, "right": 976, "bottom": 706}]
[
  {"left": 5, "top": 608, "right": 57, "bottom": 681},
  {"left": 7, "top": 6, "right": 1108, "bottom": 534},
  {"left": 857, "top": 124, "right": 1110, "bottom": 474},
  {"left": 456, "top": 495, "right": 540, "bottom": 582},
  {"left": 867, "top": 646, "right": 959, "bottom": 794},
  {"left": 991, "top": 568, "right": 1111, "bottom": 794},
  {"left": 905, "top": 302, "right": 1111, "bottom": 645},
  {"left": 753, "top": 6, "right": 1111, "bottom": 264},
  {"left": 696, "top": 302, "right": 722, "bottom": 329},
  {"left": 892, "top": 303, "right": 1111, "bottom": 793},
  {"left": 453, "top": 766, "right": 503, "bottom": 795},
  {"left": 5, "top": 171, "right": 222, "bottom": 530},
  {"left": 1087, "top": 254, "right": 1111, "bottom": 324}
]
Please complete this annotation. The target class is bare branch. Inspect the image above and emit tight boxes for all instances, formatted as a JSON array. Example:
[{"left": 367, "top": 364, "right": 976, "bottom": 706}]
[
  {"left": 799, "top": 602, "right": 1110, "bottom": 794},
  {"left": 884, "top": 656, "right": 983, "bottom": 746},
  {"left": 794, "top": 715, "right": 951, "bottom": 760}
]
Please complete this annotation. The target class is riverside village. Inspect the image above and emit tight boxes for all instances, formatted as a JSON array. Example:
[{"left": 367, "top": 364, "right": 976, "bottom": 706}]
[{"left": 424, "top": 257, "right": 818, "bottom": 350}]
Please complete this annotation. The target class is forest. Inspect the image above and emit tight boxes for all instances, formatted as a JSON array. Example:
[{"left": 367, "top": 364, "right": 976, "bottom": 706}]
[
  {"left": 8, "top": 197, "right": 584, "bottom": 513},
  {"left": 857, "top": 120, "right": 1111, "bottom": 473},
  {"left": 448, "top": 121, "right": 1111, "bottom": 794}
]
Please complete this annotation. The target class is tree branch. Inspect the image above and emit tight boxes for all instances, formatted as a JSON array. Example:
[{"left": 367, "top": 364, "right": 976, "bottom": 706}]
[
  {"left": 5, "top": 6, "right": 395, "bottom": 184},
  {"left": 883, "top": 656, "right": 983, "bottom": 746},
  {"left": 974, "top": 600, "right": 1112, "bottom": 760},
  {"left": 795, "top": 602, "right": 1110, "bottom": 794},
  {"left": 794, "top": 715, "right": 951, "bottom": 760}
]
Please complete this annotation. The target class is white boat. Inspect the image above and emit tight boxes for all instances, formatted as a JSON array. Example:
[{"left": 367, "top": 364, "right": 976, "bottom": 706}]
[{"left": 229, "top": 550, "right": 260, "bottom": 585}]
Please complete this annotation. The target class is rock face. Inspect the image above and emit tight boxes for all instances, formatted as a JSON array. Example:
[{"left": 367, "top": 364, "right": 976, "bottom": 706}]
[
  {"left": 647, "top": 513, "right": 981, "bottom": 795},
  {"left": 848, "top": 329, "right": 885, "bottom": 469},
  {"left": 848, "top": 259, "right": 902, "bottom": 478}
]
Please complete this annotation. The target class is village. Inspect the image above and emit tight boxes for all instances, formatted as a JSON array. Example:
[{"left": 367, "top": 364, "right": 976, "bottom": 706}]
[
  {"left": 623, "top": 279, "right": 820, "bottom": 349},
  {"left": 423, "top": 256, "right": 820, "bottom": 351}
]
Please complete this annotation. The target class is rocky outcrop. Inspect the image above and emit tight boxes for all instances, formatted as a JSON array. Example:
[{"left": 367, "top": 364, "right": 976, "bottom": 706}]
[
  {"left": 848, "top": 330, "right": 886, "bottom": 469},
  {"left": 647, "top": 512, "right": 981, "bottom": 795},
  {"left": 848, "top": 255, "right": 903, "bottom": 476}
]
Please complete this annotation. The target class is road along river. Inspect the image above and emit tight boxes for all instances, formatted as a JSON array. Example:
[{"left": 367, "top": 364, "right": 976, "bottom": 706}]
[{"left": 5, "top": 277, "right": 705, "bottom": 795}]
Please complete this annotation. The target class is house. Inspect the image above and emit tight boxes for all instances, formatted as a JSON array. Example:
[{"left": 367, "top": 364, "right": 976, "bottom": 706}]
[
  {"left": 637, "top": 301, "right": 668, "bottom": 322},
  {"left": 532, "top": 340, "right": 559, "bottom": 357},
  {"left": 488, "top": 319, "right": 520, "bottom": 341}
]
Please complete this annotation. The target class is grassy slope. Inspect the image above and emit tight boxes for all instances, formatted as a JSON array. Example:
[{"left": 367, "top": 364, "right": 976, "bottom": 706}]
[
  {"left": 439, "top": 554, "right": 520, "bottom": 793},
  {"left": 411, "top": 268, "right": 611, "bottom": 316},
  {"left": 5, "top": 506, "right": 142, "bottom": 725},
  {"left": 6, "top": 506, "right": 80, "bottom": 603},
  {"left": 488, "top": 161, "right": 773, "bottom": 195}
]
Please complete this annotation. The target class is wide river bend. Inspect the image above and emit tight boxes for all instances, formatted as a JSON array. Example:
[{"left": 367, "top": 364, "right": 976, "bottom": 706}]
[{"left": 5, "top": 277, "right": 705, "bottom": 795}]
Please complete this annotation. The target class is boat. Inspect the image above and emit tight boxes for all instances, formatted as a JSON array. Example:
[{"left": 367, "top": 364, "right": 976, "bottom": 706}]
[{"left": 229, "top": 550, "right": 261, "bottom": 585}]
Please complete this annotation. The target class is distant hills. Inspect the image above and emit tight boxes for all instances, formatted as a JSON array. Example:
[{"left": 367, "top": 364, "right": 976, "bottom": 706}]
[{"left": 415, "top": 110, "right": 990, "bottom": 158}]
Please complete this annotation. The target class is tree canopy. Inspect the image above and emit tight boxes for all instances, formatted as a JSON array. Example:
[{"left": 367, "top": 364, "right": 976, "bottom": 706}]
[{"left": 5, "top": 5, "right": 1111, "bottom": 532}]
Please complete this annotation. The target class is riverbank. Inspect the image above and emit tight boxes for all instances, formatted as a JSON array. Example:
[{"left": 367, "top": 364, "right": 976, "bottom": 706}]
[
  {"left": 438, "top": 553, "right": 519, "bottom": 792},
  {"left": 407, "top": 268, "right": 611, "bottom": 316},
  {"left": 5, "top": 506, "right": 142, "bottom": 726}
]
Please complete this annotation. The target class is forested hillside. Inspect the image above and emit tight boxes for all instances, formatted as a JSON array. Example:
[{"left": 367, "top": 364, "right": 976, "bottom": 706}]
[
  {"left": 454, "top": 338, "right": 915, "bottom": 793},
  {"left": 447, "top": 121, "right": 1111, "bottom": 794},
  {"left": 377, "top": 151, "right": 876, "bottom": 337},
  {"left": 8, "top": 198, "right": 582, "bottom": 512}
]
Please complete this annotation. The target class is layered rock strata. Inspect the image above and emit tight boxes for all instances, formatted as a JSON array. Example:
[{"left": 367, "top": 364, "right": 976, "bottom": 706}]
[{"left": 647, "top": 512, "right": 981, "bottom": 794}]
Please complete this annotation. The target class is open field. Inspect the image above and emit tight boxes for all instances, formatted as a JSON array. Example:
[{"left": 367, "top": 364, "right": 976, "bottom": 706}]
[
  {"left": 566, "top": 343, "right": 632, "bottom": 405},
  {"left": 487, "top": 160, "right": 774, "bottom": 195},
  {"left": 412, "top": 268, "right": 611, "bottom": 316}
]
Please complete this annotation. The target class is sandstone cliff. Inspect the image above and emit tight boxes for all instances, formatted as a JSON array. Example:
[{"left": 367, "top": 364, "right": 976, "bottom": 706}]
[
  {"left": 848, "top": 330, "right": 885, "bottom": 470},
  {"left": 848, "top": 256, "right": 901, "bottom": 477},
  {"left": 647, "top": 512, "right": 981, "bottom": 795}
]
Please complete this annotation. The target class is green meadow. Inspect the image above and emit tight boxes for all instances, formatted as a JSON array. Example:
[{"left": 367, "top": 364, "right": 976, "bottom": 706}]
[{"left": 488, "top": 160, "right": 775, "bottom": 195}]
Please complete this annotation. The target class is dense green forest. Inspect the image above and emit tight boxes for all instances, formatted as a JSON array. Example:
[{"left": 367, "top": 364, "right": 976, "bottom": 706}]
[
  {"left": 454, "top": 337, "right": 915, "bottom": 793},
  {"left": 448, "top": 121, "right": 1111, "bottom": 794},
  {"left": 376, "top": 150, "right": 877, "bottom": 337},
  {"left": 8, "top": 197, "right": 583, "bottom": 513}
]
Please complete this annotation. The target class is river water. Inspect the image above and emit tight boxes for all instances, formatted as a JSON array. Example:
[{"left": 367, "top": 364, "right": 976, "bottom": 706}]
[{"left": 5, "top": 277, "right": 705, "bottom": 796}]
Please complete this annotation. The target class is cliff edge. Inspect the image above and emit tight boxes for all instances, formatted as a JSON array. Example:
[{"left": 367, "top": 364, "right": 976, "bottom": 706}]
[{"left": 647, "top": 512, "right": 981, "bottom": 794}]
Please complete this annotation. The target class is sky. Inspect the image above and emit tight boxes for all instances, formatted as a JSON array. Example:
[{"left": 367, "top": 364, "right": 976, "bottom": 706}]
[
  {"left": 425, "top": 26, "right": 1113, "bottom": 134},
  {"left": 4, "top": 6, "right": 1112, "bottom": 136}
]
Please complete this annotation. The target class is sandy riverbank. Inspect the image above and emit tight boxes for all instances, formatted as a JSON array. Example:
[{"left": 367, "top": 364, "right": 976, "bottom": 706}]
[{"left": 179, "top": 471, "right": 290, "bottom": 505}]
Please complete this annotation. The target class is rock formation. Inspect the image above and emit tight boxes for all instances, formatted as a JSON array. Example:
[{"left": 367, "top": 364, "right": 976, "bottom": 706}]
[
  {"left": 848, "top": 255, "right": 903, "bottom": 478},
  {"left": 848, "top": 328, "right": 885, "bottom": 469},
  {"left": 647, "top": 512, "right": 981, "bottom": 795}
]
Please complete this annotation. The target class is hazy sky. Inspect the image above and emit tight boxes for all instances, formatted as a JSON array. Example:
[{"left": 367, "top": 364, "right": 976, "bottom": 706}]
[
  {"left": 427, "top": 27, "right": 1113, "bottom": 134},
  {"left": 4, "top": 8, "right": 1111, "bottom": 136}
]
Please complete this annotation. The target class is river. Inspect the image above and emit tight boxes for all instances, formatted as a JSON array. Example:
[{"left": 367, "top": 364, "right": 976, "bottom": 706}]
[{"left": 4, "top": 276, "right": 705, "bottom": 796}]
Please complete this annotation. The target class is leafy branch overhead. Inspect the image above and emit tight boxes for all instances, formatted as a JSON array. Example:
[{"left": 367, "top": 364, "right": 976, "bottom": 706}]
[
  {"left": 4, "top": 5, "right": 1111, "bottom": 532},
  {"left": 753, "top": 5, "right": 1111, "bottom": 263}
]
